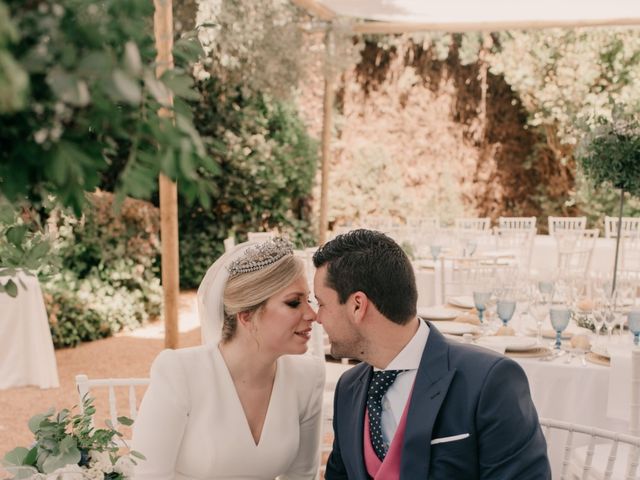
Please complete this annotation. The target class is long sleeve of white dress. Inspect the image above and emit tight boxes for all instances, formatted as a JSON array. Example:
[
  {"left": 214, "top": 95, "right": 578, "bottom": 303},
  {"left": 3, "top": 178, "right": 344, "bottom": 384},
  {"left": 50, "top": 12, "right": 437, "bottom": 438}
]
[
  {"left": 132, "top": 346, "right": 326, "bottom": 480},
  {"left": 132, "top": 349, "right": 191, "bottom": 480}
]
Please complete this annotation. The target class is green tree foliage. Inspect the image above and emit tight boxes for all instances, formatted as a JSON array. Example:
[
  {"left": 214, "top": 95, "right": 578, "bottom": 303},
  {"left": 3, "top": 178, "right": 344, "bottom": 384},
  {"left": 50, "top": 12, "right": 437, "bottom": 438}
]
[
  {"left": 0, "top": 0, "right": 216, "bottom": 214},
  {"left": 0, "top": 0, "right": 28, "bottom": 112},
  {"left": 178, "top": 79, "right": 318, "bottom": 288},
  {"left": 578, "top": 113, "right": 640, "bottom": 196}
]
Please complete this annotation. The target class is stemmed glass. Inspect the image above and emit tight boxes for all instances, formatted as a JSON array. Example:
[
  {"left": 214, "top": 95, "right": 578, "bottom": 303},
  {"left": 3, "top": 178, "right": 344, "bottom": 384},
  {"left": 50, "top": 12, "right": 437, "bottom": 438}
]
[
  {"left": 529, "top": 295, "right": 550, "bottom": 346},
  {"left": 627, "top": 309, "right": 640, "bottom": 346},
  {"left": 537, "top": 280, "right": 555, "bottom": 303},
  {"left": 430, "top": 245, "right": 442, "bottom": 262},
  {"left": 591, "top": 299, "right": 606, "bottom": 348},
  {"left": 549, "top": 305, "right": 571, "bottom": 350},
  {"left": 496, "top": 289, "right": 517, "bottom": 327},
  {"left": 473, "top": 290, "right": 492, "bottom": 324},
  {"left": 464, "top": 240, "right": 477, "bottom": 258}
]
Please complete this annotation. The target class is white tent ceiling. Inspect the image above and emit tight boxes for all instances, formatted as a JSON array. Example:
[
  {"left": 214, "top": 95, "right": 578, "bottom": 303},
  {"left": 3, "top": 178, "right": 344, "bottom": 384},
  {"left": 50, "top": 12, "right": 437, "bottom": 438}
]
[{"left": 296, "top": 0, "right": 640, "bottom": 32}]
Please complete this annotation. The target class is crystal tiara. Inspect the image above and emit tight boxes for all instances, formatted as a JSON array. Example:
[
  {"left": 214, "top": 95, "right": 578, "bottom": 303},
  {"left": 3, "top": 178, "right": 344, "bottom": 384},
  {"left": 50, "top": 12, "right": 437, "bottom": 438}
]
[{"left": 227, "top": 237, "right": 294, "bottom": 278}]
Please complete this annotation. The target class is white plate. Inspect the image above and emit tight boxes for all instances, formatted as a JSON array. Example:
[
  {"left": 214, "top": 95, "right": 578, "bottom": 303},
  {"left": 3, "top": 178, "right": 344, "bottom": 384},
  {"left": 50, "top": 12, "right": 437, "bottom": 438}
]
[
  {"left": 476, "top": 335, "right": 538, "bottom": 352},
  {"left": 418, "top": 306, "right": 460, "bottom": 320},
  {"left": 447, "top": 295, "right": 474, "bottom": 309},
  {"left": 432, "top": 321, "right": 480, "bottom": 335}
]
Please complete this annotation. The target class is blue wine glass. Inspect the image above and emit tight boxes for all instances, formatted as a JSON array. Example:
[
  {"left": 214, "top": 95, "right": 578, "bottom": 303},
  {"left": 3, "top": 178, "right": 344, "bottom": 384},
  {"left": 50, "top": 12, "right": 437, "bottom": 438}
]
[
  {"left": 473, "top": 291, "right": 492, "bottom": 324},
  {"left": 430, "top": 245, "right": 442, "bottom": 261},
  {"left": 496, "top": 299, "right": 516, "bottom": 327},
  {"left": 627, "top": 309, "right": 640, "bottom": 346},
  {"left": 549, "top": 307, "right": 571, "bottom": 350}
]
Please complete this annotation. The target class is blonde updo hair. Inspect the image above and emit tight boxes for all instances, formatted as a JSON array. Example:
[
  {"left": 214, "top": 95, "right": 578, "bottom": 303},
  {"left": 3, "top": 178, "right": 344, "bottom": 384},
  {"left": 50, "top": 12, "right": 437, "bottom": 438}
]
[{"left": 221, "top": 254, "right": 305, "bottom": 342}]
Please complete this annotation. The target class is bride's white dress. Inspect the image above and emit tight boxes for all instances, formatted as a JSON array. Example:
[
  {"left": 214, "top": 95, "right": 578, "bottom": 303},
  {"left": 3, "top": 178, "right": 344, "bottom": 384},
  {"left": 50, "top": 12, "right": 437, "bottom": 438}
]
[{"left": 132, "top": 345, "right": 325, "bottom": 480}]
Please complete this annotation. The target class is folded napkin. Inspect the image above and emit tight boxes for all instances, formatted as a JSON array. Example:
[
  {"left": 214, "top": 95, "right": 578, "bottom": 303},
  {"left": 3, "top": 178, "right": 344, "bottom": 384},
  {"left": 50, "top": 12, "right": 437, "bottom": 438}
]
[
  {"left": 606, "top": 345, "right": 633, "bottom": 422},
  {"left": 454, "top": 313, "right": 481, "bottom": 326},
  {"left": 495, "top": 326, "right": 516, "bottom": 336}
]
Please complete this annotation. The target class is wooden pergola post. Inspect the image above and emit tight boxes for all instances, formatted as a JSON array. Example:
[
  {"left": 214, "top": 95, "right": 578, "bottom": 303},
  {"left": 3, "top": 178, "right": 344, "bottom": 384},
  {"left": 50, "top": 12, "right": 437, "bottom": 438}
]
[
  {"left": 154, "top": 0, "right": 179, "bottom": 349},
  {"left": 318, "top": 26, "right": 335, "bottom": 245}
]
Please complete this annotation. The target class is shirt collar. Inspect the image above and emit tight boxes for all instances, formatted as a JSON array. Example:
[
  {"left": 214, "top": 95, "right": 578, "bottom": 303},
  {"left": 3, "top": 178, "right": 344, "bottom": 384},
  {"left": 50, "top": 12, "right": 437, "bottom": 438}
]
[{"left": 379, "top": 318, "right": 430, "bottom": 371}]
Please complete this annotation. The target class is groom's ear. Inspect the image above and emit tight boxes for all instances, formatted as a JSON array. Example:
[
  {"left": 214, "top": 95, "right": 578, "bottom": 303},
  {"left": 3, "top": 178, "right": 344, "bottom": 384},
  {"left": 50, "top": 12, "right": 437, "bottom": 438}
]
[{"left": 350, "top": 291, "right": 369, "bottom": 325}]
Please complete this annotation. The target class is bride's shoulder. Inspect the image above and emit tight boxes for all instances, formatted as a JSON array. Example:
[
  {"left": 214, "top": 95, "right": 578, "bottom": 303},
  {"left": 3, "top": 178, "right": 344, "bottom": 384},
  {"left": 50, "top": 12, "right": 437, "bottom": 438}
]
[{"left": 151, "top": 345, "right": 215, "bottom": 371}]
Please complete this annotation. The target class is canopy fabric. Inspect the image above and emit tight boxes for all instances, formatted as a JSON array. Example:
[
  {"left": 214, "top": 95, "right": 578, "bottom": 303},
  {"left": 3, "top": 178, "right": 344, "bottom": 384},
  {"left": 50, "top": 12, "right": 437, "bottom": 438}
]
[{"left": 302, "top": 0, "right": 640, "bottom": 32}]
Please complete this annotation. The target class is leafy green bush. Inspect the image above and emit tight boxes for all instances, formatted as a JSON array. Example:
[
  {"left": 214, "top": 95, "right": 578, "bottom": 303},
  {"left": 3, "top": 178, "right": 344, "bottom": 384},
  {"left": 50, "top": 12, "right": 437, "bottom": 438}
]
[
  {"left": 178, "top": 79, "right": 318, "bottom": 288},
  {"left": 0, "top": 0, "right": 214, "bottom": 214},
  {"left": 44, "top": 192, "right": 162, "bottom": 348}
]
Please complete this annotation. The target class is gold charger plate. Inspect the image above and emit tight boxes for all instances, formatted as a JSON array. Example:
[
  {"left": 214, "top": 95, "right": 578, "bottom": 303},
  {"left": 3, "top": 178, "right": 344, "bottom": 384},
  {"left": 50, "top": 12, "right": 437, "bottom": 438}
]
[
  {"left": 506, "top": 347, "right": 551, "bottom": 358},
  {"left": 586, "top": 352, "right": 610, "bottom": 367}
]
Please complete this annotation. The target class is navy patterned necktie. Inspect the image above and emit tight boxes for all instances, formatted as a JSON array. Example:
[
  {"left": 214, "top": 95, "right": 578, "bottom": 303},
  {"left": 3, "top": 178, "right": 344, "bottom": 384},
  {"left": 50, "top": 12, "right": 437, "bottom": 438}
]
[{"left": 366, "top": 369, "right": 407, "bottom": 460}]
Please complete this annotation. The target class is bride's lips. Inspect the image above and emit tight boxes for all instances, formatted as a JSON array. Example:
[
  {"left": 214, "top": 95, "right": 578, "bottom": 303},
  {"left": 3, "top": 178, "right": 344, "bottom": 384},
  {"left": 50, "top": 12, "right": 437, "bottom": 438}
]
[{"left": 294, "top": 328, "right": 312, "bottom": 340}]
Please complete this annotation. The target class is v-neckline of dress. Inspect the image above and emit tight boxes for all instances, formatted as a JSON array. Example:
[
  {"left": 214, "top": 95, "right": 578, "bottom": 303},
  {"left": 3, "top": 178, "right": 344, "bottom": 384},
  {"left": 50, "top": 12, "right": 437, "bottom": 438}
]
[{"left": 214, "top": 345, "right": 281, "bottom": 448}]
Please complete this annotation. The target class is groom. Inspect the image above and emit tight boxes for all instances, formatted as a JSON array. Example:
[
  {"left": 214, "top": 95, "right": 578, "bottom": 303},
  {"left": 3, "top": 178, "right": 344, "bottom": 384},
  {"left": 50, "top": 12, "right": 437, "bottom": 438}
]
[{"left": 313, "top": 229, "right": 550, "bottom": 479}]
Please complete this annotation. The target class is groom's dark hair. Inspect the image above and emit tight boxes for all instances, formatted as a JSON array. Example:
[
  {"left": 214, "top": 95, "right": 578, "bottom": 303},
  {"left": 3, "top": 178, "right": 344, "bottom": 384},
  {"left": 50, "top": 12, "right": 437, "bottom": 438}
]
[{"left": 313, "top": 229, "right": 417, "bottom": 325}]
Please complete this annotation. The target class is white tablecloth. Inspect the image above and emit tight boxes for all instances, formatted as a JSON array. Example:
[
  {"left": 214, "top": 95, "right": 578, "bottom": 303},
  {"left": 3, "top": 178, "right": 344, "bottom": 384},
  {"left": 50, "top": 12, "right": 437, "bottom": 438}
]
[{"left": 0, "top": 272, "right": 59, "bottom": 389}]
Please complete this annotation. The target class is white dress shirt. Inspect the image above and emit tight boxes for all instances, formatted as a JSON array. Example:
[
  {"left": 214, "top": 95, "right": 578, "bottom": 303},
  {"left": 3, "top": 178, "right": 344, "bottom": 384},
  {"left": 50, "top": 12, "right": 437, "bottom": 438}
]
[{"left": 375, "top": 319, "right": 430, "bottom": 447}]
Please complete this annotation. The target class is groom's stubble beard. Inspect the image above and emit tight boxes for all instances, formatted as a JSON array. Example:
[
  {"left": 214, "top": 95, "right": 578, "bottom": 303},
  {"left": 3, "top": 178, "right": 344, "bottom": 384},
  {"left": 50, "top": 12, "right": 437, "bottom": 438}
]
[{"left": 329, "top": 330, "right": 366, "bottom": 361}]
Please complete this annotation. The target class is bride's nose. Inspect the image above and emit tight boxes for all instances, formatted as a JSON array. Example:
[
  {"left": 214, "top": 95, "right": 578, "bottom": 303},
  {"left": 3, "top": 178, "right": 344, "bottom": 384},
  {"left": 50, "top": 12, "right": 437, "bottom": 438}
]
[{"left": 303, "top": 301, "right": 317, "bottom": 322}]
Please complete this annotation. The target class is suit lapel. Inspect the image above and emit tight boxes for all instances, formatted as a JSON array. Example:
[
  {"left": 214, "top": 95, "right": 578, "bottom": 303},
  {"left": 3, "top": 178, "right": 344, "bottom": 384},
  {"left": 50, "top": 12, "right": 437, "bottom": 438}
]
[
  {"left": 400, "top": 323, "right": 456, "bottom": 480},
  {"left": 346, "top": 365, "right": 371, "bottom": 480}
]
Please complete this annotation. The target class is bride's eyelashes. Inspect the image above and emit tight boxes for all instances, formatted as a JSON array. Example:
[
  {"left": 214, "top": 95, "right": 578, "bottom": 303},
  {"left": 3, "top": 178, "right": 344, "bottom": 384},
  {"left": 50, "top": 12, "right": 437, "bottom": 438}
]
[{"left": 286, "top": 300, "right": 301, "bottom": 308}]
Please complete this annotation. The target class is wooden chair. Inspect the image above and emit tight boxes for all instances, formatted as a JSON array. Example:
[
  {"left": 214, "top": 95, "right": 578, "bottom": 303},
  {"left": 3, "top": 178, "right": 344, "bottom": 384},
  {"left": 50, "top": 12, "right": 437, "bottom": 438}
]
[
  {"left": 540, "top": 349, "right": 640, "bottom": 479},
  {"left": 498, "top": 216, "right": 537, "bottom": 231},
  {"left": 549, "top": 216, "right": 587, "bottom": 236},
  {"left": 454, "top": 217, "right": 491, "bottom": 231},
  {"left": 605, "top": 217, "right": 640, "bottom": 239},
  {"left": 75, "top": 374, "right": 150, "bottom": 446}
]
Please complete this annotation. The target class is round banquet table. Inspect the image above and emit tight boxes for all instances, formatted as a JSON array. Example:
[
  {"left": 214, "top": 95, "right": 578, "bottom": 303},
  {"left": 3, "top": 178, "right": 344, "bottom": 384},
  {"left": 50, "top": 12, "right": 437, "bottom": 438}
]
[{"left": 0, "top": 271, "right": 59, "bottom": 389}]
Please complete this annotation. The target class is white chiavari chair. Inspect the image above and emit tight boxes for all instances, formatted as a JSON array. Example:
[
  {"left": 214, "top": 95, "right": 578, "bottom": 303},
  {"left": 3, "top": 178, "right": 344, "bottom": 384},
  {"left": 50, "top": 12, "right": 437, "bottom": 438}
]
[
  {"left": 247, "top": 231, "right": 276, "bottom": 243},
  {"left": 493, "top": 227, "right": 536, "bottom": 274},
  {"left": 549, "top": 216, "right": 587, "bottom": 236},
  {"left": 454, "top": 217, "right": 491, "bottom": 232},
  {"left": 605, "top": 217, "right": 640, "bottom": 239},
  {"left": 541, "top": 348, "right": 640, "bottom": 479},
  {"left": 498, "top": 216, "right": 537, "bottom": 231},
  {"left": 555, "top": 228, "right": 600, "bottom": 277},
  {"left": 75, "top": 374, "right": 150, "bottom": 446}
]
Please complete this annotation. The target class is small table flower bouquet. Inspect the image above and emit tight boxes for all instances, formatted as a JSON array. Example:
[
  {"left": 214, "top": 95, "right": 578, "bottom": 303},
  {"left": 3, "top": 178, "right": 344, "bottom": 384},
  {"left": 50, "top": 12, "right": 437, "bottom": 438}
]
[{"left": 1, "top": 396, "right": 144, "bottom": 479}]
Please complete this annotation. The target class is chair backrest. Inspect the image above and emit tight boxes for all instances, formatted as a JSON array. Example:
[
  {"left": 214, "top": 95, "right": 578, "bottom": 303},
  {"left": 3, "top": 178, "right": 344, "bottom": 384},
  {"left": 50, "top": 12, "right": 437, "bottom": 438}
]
[
  {"left": 555, "top": 228, "right": 599, "bottom": 276},
  {"left": 618, "top": 234, "right": 640, "bottom": 274},
  {"left": 223, "top": 236, "right": 235, "bottom": 252},
  {"left": 75, "top": 374, "right": 150, "bottom": 445},
  {"left": 540, "top": 349, "right": 640, "bottom": 479},
  {"left": 454, "top": 217, "right": 491, "bottom": 231},
  {"left": 539, "top": 418, "right": 640, "bottom": 480},
  {"left": 440, "top": 256, "right": 515, "bottom": 303},
  {"left": 493, "top": 227, "right": 536, "bottom": 273},
  {"left": 498, "top": 216, "right": 537, "bottom": 231},
  {"left": 548, "top": 216, "right": 587, "bottom": 235},
  {"left": 247, "top": 231, "right": 276, "bottom": 243},
  {"left": 605, "top": 217, "right": 640, "bottom": 239},
  {"left": 406, "top": 216, "right": 439, "bottom": 230}
]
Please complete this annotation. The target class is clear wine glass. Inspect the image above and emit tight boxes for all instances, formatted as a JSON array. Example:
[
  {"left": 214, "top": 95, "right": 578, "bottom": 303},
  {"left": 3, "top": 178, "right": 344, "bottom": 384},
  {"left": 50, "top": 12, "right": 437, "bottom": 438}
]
[
  {"left": 549, "top": 306, "right": 571, "bottom": 350},
  {"left": 430, "top": 245, "right": 442, "bottom": 262},
  {"left": 529, "top": 297, "right": 550, "bottom": 346},
  {"left": 537, "top": 280, "right": 555, "bottom": 303}
]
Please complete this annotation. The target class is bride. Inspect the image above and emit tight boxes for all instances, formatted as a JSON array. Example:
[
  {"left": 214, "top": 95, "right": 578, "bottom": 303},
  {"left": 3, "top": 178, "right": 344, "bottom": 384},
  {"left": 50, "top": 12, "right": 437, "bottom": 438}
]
[{"left": 132, "top": 237, "right": 325, "bottom": 479}]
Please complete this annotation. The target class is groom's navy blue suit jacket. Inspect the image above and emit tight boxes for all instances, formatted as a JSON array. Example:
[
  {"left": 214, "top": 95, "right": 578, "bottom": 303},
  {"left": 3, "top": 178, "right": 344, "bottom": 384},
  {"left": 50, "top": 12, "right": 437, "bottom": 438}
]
[{"left": 325, "top": 322, "right": 551, "bottom": 479}]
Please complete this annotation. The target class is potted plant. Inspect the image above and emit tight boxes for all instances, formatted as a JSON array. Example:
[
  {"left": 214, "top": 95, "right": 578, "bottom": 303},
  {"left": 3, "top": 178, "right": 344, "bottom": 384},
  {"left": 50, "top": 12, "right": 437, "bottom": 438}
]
[{"left": 577, "top": 111, "right": 640, "bottom": 292}]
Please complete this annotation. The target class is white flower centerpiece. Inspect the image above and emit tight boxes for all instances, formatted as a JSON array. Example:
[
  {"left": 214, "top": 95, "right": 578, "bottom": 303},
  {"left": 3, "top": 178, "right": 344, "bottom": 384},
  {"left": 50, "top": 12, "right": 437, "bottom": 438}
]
[{"left": 1, "top": 396, "right": 144, "bottom": 479}]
